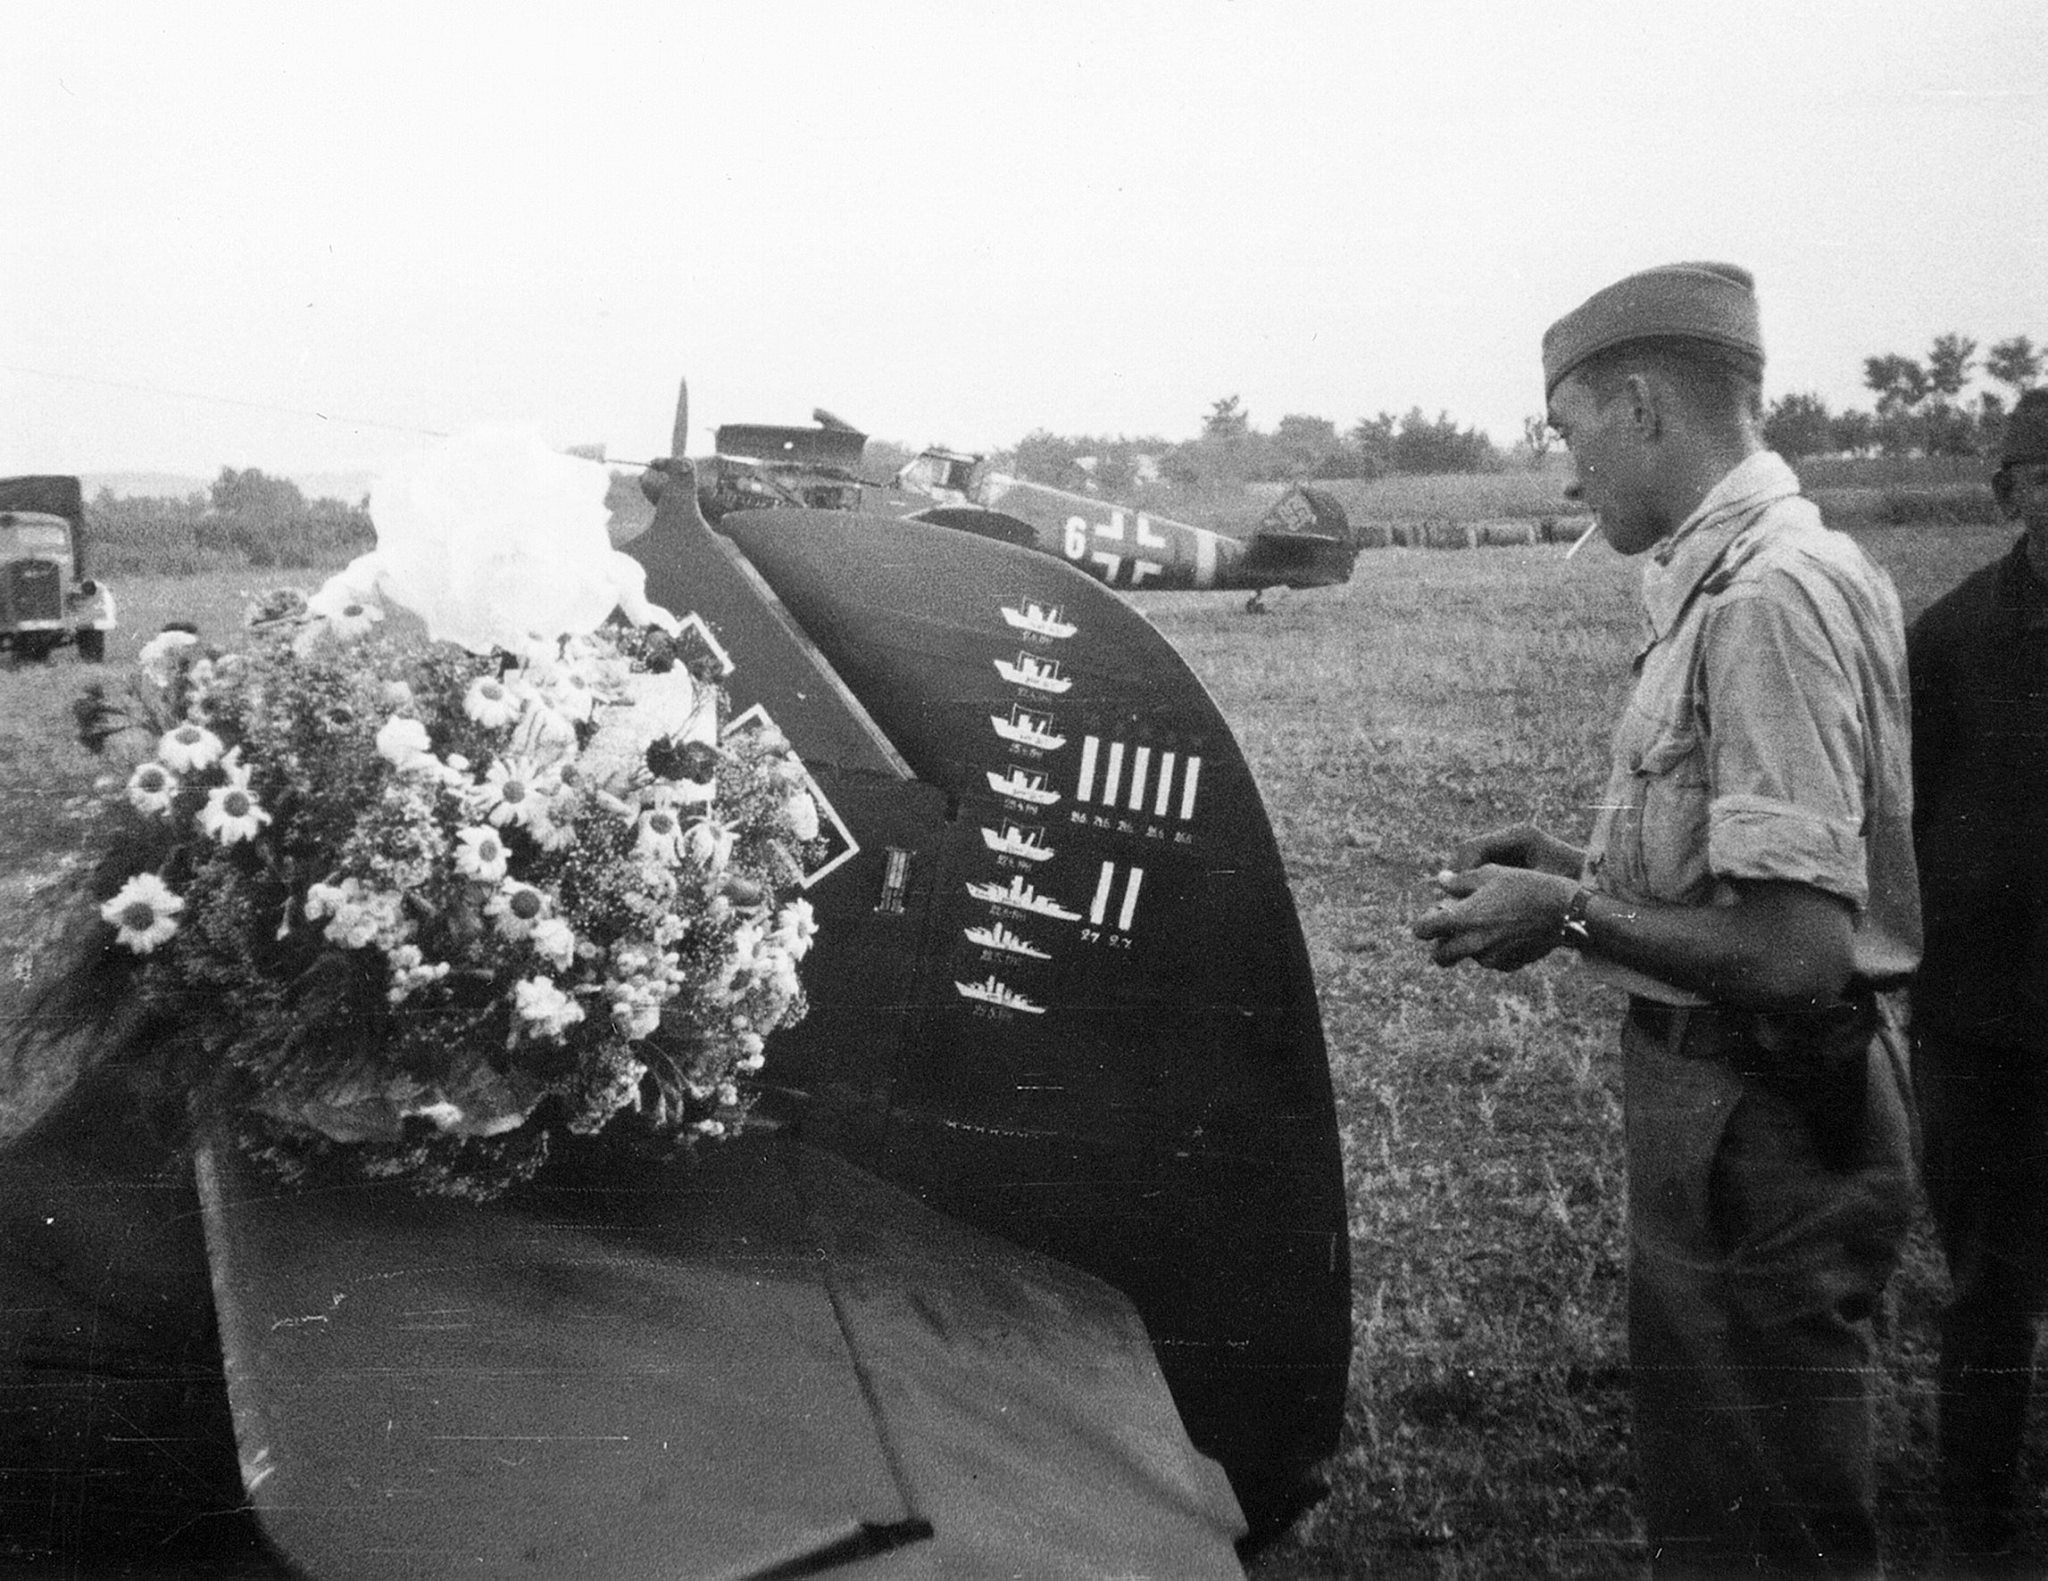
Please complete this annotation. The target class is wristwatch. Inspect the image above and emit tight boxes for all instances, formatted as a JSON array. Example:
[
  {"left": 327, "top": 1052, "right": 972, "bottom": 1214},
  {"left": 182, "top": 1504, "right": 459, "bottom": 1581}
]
[{"left": 1559, "top": 885, "right": 1596, "bottom": 946}]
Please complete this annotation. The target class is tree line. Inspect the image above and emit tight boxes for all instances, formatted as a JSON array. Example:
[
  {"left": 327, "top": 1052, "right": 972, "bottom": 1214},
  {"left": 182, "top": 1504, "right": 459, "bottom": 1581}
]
[
  {"left": 997, "top": 331, "right": 2042, "bottom": 493},
  {"left": 87, "top": 466, "right": 375, "bottom": 576},
  {"left": 998, "top": 396, "right": 1505, "bottom": 494},
  {"left": 1759, "top": 332, "right": 2037, "bottom": 461}
]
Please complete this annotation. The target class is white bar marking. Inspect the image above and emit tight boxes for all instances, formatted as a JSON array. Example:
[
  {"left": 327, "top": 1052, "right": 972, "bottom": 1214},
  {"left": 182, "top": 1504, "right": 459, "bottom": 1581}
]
[
  {"left": 1119, "top": 868, "right": 1145, "bottom": 931},
  {"left": 1154, "top": 753, "right": 1177, "bottom": 816},
  {"left": 1089, "top": 862, "right": 1115, "bottom": 926}
]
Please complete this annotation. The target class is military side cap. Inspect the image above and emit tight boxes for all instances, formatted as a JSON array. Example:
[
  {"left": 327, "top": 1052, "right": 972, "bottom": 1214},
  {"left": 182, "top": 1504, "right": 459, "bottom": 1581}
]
[
  {"left": 2002, "top": 388, "right": 2048, "bottom": 468},
  {"left": 1542, "top": 262, "right": 1764, "bottom": 399}
]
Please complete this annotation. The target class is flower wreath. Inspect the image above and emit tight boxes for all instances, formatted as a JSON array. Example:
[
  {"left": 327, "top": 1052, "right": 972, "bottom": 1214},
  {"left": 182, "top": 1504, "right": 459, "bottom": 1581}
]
[{"left": 69, "top": 428, "right": 821, "bottom": 1200}]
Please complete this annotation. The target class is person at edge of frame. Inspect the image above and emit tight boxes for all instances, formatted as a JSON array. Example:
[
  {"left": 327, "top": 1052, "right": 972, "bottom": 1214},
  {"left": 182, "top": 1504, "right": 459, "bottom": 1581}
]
[
  {"left": 1906, "top": 385, "right": 2048, "bottom": 1573},
  {"left": 1411, "top": 261, "right": 1921, "bottom": 1578}
]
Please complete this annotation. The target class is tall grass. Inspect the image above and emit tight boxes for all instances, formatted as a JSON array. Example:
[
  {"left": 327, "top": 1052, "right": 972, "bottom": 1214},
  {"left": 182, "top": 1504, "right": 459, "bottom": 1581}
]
[{"left": 1149, "top": 521, "right": 2022, "bottom": 1578}]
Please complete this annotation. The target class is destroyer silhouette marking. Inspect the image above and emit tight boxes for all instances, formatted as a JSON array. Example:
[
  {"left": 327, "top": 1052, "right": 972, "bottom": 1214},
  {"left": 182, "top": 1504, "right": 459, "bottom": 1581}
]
[
  {"left": 999, "top": 600, "right": 1077, "bottom": 641},
  {"left": 954, "top": 975, "right": 1048, "bottom": 1014},
  {"left": 985, "top": 766, "right": 1061, "bottom": 806},
  {"left": 981, "top": 820, "right": 1055, "bottom": 862},
  {"left": 991, "top": 705, "right": 1068, "bottom": 752},
  {"left": 994, "top": 652, "right": 1072, "bottom": 694},
  {"left": 965, "top": 874, "right": 1083, "bottom": 922},
  {"left": 963, "top": 921, "right": 1052, "bottom": 959}
]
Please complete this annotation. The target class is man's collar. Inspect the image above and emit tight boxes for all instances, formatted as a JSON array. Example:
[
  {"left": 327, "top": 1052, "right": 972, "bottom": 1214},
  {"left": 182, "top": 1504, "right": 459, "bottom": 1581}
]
[{"left": 1640, "top": 451, "right": 1802, "bottom": 640}]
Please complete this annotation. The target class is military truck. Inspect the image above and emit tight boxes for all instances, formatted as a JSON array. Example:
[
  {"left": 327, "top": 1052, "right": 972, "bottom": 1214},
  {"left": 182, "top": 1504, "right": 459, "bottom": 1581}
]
[{"left": 0, "top": 475, "right": 114, "bottom": 661}]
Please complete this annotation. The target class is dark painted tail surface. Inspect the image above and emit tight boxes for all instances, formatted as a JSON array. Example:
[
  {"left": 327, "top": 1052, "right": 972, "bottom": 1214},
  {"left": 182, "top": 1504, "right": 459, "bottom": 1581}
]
[{"left": 628, "top": 491, "right": 1350, "bottom": 1528}]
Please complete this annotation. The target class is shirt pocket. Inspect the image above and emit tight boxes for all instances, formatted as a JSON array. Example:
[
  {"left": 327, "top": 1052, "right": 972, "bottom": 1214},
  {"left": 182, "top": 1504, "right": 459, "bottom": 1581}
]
[{"left": 1619, "top": 717, "right": 1713, "bottom": 904}]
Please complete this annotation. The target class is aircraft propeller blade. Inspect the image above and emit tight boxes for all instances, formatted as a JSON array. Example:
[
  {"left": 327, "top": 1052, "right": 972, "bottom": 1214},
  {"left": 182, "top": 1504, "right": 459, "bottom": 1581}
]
[{"left": 671, "top": 377, "right": 691, "bottom": 460}]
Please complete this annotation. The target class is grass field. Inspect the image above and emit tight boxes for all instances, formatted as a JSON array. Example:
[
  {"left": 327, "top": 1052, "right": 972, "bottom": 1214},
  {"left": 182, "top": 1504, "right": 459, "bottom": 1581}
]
[{"left": 0, "top": 510, "right": 2030, "bottom": 1577}]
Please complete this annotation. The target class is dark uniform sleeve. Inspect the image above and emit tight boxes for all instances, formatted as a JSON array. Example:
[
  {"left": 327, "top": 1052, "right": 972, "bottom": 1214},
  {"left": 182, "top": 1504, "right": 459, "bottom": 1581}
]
[{"left": 1906, "top": 599, "right": 1958, "bottom": 845}]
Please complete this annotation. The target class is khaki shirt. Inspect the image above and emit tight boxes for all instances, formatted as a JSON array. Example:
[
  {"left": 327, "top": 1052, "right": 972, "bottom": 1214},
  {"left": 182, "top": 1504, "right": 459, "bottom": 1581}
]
[{"left": 1584, "top": 451, "right": 1921, "bottom": 1005}]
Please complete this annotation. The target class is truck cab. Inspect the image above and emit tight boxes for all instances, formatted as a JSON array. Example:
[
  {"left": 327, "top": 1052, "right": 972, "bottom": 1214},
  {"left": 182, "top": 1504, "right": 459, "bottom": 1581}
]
[{"left": 0, "top": 475, "right": 113, "bottom": 662}]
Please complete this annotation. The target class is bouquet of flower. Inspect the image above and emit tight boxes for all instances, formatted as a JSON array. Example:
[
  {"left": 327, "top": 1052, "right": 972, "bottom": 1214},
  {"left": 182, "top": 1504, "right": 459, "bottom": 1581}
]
[{"left": 70, "top": 428, "right": 821, "bottom": 1200}]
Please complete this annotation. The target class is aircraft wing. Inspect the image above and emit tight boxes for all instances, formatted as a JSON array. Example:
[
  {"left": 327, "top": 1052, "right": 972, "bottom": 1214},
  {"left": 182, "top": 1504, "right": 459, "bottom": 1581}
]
[{"left": 199, "top": 1132, "right": 1247, "bottom": 1579}]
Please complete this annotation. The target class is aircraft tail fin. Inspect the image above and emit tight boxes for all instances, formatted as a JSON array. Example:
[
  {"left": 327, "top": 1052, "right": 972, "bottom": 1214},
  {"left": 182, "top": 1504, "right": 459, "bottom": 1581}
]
[{"left": 1239, "top": 485, "right": 1362, "bottom": 587}]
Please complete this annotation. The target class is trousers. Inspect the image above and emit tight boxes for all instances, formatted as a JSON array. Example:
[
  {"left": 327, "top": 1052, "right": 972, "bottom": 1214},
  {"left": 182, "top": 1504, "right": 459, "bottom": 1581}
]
[
  {"left": 1623, "top": 996, "right": 1916, "bottom": 1577},
  {"left": 1912, "top": 1026, "right": 2048, "bottom": 1562}
]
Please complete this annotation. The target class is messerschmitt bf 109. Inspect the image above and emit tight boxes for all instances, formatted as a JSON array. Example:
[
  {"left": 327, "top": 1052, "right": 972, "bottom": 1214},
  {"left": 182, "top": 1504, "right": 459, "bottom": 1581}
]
[
  {"left": 669, "top": 390, "right": 1362, "bottom": 604},
  {"left": 2, "top": 378, "right": 1350, "bottom": 1578}
]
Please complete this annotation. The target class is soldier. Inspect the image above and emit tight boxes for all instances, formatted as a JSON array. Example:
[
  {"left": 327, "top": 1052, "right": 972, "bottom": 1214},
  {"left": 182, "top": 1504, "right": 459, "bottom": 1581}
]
[
  {"left": 1413, "top": 263, "right": 1920, "bottom": 1575},
  {"left": 1907, "top": 387, "right": 2048, "bottom": 1569}
]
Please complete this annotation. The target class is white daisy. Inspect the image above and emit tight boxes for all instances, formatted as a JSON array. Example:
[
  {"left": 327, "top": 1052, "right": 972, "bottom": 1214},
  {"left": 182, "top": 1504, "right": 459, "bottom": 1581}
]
[
  {"left": 125, "top": 762, "right": 179, "bottom": 816},
  {"left": 634, "top": 806, "right": 685, "bottom": 864},
  {"left": 453, "top": 826, "right": 510, "bottom": 883},
  {"left": 100, "top": 873, "right": 184, "bottom": 953},
  {"left": 773, "top": 898, "right": 818, "bottom": 961},
  {"left": 157, "top": 721, "right": 225, "bottom": 774},
  {"left": 472, "top": 757, "right": 546, "bottom": 828},
  {"left": 199, "top": 780, "right": 272, "bottom": 845},
  {"left": 485, "top": 881, "right": 548, "bottom": 940},
  {"left": 306, "top": 582, "right": 385, "bottom": 639},
  {"left": 462, "top": 674, "right": 524, "bottom": 730}
]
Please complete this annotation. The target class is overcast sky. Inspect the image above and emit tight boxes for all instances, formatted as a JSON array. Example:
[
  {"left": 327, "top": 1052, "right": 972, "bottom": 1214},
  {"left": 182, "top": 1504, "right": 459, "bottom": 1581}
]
[{"left": 5, "top": 1, "right": 2043, "bottom": 483}]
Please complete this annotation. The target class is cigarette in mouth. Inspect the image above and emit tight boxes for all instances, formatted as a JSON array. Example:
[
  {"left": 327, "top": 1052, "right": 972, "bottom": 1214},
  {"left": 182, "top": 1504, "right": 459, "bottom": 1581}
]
[{"left": 1564, "top": 520, "right": 1600, "bottom": 560}]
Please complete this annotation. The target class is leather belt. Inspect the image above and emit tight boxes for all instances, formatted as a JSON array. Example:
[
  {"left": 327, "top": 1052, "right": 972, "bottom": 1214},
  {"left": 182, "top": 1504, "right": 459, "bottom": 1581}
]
[
  {"left": 1627, "top": 997, "right": 1711, "bottom": 1056},
  {"left": 1628, "top": 992, "right": 1883, "bottom": 1072}
]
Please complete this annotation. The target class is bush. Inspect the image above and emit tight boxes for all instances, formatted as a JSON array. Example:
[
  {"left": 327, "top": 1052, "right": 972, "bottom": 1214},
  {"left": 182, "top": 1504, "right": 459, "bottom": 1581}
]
[
  {"left": 87, "top": 485, "right": 374, "bottom": 578},
  {"left": 1808, "top": 484, "right": 1999, "bottom": 531}
]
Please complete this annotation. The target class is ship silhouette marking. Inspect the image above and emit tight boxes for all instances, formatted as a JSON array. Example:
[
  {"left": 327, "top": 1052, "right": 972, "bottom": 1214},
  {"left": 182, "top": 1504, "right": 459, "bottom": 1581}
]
[
  {"left": 986, "top": 766, "right": 1061, "bottom": 805},
  {"left": 964, "top": 921, "right": 1052, "bottom": 959},
  {"left": 954, "top": 974, "right": 1048, "bottom": 1014},
  {"left": 965, "top": 874, "right": 1083, "bottom": 922},
  {"left": 1000, "top": 600, "right": 1078, "bottom": 640},
  {"left": 981, "top": 821, "right": 1055, "bottom": 862},
  {"left": 994, "top": 652, "right": 1072, "bottom": 694},
  {"left": 990, "top": 705, "right": 1068, "bottom": 752}
]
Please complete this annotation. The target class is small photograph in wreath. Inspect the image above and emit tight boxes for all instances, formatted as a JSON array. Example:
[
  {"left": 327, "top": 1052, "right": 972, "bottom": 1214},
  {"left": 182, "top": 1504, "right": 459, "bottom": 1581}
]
[{"left": 41, "top": 426, "right": 824, "bottom": 1201}]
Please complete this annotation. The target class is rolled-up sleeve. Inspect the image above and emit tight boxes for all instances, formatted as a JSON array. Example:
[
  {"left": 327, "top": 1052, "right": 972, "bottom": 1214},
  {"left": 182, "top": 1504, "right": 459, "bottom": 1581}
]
[{"left": 1701, "top": 585, "right": 1870, "bottom": 909}]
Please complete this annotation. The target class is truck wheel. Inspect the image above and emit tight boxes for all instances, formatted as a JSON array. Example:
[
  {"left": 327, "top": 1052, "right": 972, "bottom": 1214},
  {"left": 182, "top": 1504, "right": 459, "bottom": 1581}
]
[
  {"left": 15, "top": 635, "right": 57, "bottom": 663},
  {"left": 76, "top": 630, "right": 107, "bottom": 664}
]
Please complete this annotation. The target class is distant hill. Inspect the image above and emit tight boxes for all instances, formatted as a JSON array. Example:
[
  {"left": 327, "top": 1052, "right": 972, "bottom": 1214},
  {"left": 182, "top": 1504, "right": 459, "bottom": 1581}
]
[{"left": 81, "top": 469, "right": 378, "bottom": 504}]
